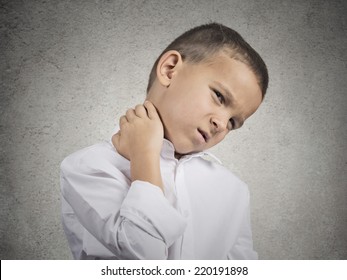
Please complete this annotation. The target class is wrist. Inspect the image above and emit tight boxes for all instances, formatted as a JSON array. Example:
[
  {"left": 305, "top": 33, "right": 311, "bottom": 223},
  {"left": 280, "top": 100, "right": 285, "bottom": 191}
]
[
  {"left": 130, "top": 154, "right": 163, "bottom": 191},
  {"left": 130, "top": 151, "right": 161, "bottom": 162}
]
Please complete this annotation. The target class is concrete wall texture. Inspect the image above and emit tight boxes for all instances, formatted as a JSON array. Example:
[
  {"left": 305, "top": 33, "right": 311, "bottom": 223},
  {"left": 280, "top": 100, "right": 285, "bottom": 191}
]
[{"left": 0, "top": 0, "right": 346, "bottom": 259}]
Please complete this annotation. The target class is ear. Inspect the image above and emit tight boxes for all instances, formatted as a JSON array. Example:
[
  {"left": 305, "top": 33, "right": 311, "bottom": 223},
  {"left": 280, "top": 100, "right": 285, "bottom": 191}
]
[{"left": 156, "top": 50, "right": 183, "bottom": 87}]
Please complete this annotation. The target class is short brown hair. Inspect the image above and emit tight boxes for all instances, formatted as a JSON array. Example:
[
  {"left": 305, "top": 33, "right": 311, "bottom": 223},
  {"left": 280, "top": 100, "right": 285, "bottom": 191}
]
[{"left": 147, "top": 22, "right": 269, "bottom": 99}]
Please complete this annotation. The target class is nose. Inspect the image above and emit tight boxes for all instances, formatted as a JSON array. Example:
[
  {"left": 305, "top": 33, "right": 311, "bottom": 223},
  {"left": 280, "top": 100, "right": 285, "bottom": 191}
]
[{"left": 210, "top": 116, "right": 227, "bottom": 133}]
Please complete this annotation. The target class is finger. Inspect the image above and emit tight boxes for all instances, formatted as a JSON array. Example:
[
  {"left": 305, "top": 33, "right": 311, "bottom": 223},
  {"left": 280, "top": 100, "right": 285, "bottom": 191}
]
[
  {"left": 111, "top": 132, "right": 120, "bottom": 149},
  {"left": 125, "top": 108, "right": 136, "bottom": 121},
  {"left": 134, "top": 104, "right": 148, "bottom": 118},
  {"left": 144, "top": 101, "right": 159, "bottom": 120},
  {"left": 119, "top": 115, "right": 127, "bottom": 129}
]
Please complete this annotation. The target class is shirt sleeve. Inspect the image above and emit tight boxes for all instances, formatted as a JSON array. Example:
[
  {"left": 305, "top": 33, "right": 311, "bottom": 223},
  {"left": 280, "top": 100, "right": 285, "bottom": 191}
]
[{"left": 60, "top": 143, "right": 187, "bottom": 259}]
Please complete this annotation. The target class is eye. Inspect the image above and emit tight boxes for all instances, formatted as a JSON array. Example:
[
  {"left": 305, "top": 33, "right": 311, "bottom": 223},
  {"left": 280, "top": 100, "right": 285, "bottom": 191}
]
[
  {"left": 228, "top": 118, "right": 236, "bottom": 130},
  {"left": 213, "top": 90, "right": 225, "bottom": 104}
]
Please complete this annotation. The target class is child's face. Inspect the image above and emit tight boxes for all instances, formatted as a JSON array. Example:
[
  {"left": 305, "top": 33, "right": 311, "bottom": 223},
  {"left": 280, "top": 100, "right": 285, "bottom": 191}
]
[{"left": 149, "top": 52, "right": 262, "bottom": 156}]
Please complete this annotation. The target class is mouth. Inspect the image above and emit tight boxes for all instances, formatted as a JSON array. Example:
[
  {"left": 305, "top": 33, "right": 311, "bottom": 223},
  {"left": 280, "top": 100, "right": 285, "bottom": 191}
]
[{"left": 197, "top": 128, "right": 209, "bottom": 143}]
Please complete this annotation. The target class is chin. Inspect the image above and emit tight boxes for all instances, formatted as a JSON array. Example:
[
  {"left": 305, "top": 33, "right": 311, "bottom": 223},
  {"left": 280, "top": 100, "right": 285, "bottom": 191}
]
[
  {"left": 173, "top": 142, "right": 200, "bottom": 155},
  {"left": 164, "top": 130, "right": 198, "bottom": 155},
  {"left": 168, "top": 138, "right": 190, "bottom": 155}
]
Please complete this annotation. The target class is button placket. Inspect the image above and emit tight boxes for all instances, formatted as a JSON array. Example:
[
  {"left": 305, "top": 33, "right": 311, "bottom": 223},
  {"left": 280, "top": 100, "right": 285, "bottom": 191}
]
[{"left": 175, "top": 162, "right": 195, "bottom": 259}]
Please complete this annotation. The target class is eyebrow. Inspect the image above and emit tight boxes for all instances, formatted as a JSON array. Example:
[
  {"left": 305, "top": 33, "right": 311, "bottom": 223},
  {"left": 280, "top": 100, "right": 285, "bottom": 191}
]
[{"left": 213, "top": 81, "right": 245, "bottom": 128}]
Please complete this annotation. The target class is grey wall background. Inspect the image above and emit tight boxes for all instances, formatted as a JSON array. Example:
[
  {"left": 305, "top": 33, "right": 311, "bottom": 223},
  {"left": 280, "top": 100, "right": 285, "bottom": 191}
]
[{"left": 0, "top": 0, "right": 346, "bottom": 259}]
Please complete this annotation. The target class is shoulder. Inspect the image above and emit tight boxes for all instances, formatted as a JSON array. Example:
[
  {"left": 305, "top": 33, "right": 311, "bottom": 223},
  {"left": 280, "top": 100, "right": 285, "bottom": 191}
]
[
  {"left": 60, "top": 141, "right": 125, "bottom": 176},
  {"left": 188, "top": 155, "right": 247, "bottom": 185},
  {"left": 187, "top": 155, "right": 250, "bottom": 199}
]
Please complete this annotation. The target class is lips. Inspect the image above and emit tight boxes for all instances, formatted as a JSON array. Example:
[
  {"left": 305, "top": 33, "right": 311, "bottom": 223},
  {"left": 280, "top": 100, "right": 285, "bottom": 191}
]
[{"left": 198, "top": 128, "right": 209, "bottom": 143}]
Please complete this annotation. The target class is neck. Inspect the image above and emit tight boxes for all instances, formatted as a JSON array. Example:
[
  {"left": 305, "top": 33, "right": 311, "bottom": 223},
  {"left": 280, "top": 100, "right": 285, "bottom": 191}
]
[{"left": 174, "top": 152, "right": 182, "bottom": 159}]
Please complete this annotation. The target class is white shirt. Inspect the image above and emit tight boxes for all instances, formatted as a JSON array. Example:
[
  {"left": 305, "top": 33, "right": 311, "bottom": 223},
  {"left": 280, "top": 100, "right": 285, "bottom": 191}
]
[{"left": 60, "top": 131, "right": 258, "bottom": 260}]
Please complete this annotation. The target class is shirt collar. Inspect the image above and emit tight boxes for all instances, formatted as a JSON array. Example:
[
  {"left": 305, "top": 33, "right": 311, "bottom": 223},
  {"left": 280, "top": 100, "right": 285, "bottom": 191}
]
[
  {"left": 161, "top": 138, "right": 222, "bottom": 164},
  {"left": 111, "top": 126, "right": 222, "bottom": 164}
]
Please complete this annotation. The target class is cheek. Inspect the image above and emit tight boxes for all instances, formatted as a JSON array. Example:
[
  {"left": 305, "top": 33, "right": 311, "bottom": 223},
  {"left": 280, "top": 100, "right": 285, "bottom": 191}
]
[
  {"left": 168, "top": 97, "right": 198, "bottom": 120},
  {"left": 162, "top": 87, "right": 212, "bottom": 125},
  {"left": 211, "top": 132, "right": 228, "bottom": 147}
]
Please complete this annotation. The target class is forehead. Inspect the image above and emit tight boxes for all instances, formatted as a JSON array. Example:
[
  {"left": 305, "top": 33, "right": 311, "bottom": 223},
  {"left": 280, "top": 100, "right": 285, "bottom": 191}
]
[{"left": 202, "top": 53, "right": 258, "bottom": 87}]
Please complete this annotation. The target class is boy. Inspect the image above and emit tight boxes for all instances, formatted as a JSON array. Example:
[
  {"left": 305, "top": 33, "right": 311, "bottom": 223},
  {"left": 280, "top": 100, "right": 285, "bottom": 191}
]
[{"left": 60, "top": 23, "right": 268, "bottom": 259}]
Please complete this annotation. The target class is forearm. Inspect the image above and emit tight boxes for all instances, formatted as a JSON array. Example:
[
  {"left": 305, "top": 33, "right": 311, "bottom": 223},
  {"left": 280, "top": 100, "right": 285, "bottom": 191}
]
[
  {"left": 118, "top": 219, "right": 168, "bottom": 259},
  {"left": 130, "top": 153, "right": 164, "bottom": 192},
  {"left": 61, "top": 161, "right": 186, "bottom": 259}
]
